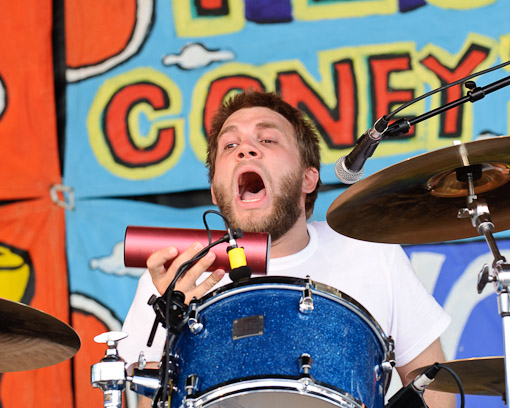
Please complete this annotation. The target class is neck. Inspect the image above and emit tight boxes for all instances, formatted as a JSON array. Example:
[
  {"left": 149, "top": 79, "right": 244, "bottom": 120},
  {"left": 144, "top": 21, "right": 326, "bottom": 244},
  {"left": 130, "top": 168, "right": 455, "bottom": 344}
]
[{"left": 269, "top": 214, "right": 310, "bottom": 258}]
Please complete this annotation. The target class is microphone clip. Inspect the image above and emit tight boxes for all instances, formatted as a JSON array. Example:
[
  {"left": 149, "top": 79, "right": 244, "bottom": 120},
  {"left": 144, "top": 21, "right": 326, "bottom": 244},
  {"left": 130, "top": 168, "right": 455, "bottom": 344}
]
[
  {"left": 385, "top": 363, "right": 441, "bottom": 408},
  {"left": 146, "top": 290, "right": 188, "bottom": 347}
]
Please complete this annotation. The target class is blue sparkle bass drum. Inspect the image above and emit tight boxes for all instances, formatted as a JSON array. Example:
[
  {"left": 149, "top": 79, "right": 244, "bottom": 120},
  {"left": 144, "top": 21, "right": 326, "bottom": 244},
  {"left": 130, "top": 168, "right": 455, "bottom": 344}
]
[{"left": 169, "top": 277, "right": 394, "bottom": 408}]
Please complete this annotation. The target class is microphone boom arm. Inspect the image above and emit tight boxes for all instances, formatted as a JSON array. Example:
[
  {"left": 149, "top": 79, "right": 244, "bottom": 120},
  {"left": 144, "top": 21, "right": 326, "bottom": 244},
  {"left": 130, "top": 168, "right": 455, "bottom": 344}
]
[{"left": 384, "top": 75, "right": 510, "bottom": 138}]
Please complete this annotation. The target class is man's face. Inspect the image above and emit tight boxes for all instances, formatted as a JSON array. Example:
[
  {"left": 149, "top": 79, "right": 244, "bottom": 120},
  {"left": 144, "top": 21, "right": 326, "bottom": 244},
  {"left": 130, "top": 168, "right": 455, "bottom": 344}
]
[{"left": 210, "top": 107, "right": 311, "bottom": 240}]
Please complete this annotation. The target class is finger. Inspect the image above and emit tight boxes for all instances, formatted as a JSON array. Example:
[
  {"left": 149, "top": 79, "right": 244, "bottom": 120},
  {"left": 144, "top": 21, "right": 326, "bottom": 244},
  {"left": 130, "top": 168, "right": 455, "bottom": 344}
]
[
  {"left": 146, "top": 246, "right": 179, "bottom": 295},
  {"left": 161, "top": 242, "right": 210, "bottom": 295},
  {"left": 178, "top": 249, "right": 218, "bottom": 287},
  {"left": 169, "top": 242, "right": 206, "bottom": 276},
  {"left": 147, "top": 241, "right": 205, "bottom": 295},
  {"left": 184, "top": 269, "right": 226, "bottom": 303},
  {"left": 146, "top": 246, "right": 178, "bottom": 276}
]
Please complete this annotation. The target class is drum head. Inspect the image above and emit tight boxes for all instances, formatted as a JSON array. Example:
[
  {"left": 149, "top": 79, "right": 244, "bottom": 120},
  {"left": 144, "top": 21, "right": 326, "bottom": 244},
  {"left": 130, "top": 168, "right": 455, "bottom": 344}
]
[
  {"left": 193, "top": 378, "right": 363, "bottom": 408},
  {"left": 203, "top": 390, "right": 356, "bottom": 408}
]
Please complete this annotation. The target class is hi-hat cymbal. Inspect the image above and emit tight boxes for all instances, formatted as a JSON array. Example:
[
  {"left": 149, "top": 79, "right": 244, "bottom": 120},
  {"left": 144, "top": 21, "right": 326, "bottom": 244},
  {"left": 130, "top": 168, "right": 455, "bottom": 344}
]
[
  {"left": 0, "top": 298, "right": 81, "bottom": 372},
  {"left": 407, "top": 357, "right": 504, "bottom": 396},
  {"left": 327, "top": 136, "right": 510, "bottom": 244}
]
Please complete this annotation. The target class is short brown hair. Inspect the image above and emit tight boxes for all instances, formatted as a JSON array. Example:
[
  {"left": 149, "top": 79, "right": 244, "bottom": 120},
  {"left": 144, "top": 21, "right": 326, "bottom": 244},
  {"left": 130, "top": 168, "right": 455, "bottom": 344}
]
[{"left": 207, "top": 91, "right": 321, "bottom": 218}]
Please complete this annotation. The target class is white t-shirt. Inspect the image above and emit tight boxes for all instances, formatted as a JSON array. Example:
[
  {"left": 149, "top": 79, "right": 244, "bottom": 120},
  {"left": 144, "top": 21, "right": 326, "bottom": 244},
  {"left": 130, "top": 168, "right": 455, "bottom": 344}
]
[{"left": 119, "top": 221, "right": 450, "bottom": 370}]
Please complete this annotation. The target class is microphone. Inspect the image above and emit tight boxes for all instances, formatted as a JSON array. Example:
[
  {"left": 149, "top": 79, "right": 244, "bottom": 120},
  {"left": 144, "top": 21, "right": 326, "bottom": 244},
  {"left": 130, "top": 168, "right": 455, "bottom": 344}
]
[
  {"left": 335, "top": 116, "right": 389, "bottom": 184},
  {"left": 385, "top": 363, "right": 441, "bottom": 408},
  {"left": 226, "top": 229, "right": 252, "bottom": 282}
]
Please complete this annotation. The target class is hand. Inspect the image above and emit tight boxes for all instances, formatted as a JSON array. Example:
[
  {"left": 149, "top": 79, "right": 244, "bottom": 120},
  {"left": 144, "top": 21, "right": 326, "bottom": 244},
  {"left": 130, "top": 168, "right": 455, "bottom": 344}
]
[{"left": 146, "top": 242, "right": 225, "bottom": 304}]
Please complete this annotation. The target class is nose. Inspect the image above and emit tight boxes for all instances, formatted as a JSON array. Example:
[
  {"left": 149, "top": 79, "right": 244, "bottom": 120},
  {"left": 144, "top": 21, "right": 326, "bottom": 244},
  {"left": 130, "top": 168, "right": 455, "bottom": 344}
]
[{"left": 237, "top": 141, "right": 260, "bottom": 160}]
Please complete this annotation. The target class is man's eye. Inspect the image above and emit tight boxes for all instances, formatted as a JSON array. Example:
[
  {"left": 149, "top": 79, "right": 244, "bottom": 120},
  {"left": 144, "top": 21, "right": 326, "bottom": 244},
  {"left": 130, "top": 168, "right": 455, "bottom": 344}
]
[
  {"left": 261, "top": 139, "right": 274, "bottom": 144},
  {"left": 224, "top": 143, "right": 238, "bottom": 150}
]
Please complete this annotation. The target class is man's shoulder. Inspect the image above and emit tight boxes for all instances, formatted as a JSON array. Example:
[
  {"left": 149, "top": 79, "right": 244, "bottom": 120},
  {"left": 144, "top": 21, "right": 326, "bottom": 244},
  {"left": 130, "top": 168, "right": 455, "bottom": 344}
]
[
  {"left": 307, "top": 220, "right": 336, "bottom": 236},
  {"left": 307, "top": 220, "right": 399, "bottom": 252},
  {"left": 307, "top": 220, "right": 367, "bottom": 244}
]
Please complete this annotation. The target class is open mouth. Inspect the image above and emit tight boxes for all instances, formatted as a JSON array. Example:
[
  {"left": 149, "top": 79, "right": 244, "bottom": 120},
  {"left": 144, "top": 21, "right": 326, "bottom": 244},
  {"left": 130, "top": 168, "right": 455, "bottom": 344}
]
[{"left": 238, "top": 172, "right": 266, "bottom": 203}]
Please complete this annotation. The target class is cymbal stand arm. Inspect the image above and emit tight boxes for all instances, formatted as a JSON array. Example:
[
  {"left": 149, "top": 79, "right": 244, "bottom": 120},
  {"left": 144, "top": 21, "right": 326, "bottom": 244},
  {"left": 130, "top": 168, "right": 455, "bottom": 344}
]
[{"left": 458, "top": 172, "right": 510, "bottom": 405}]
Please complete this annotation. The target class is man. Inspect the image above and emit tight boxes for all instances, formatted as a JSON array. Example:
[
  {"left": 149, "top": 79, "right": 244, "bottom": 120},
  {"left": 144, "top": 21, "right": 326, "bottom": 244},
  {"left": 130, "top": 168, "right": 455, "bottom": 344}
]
[{"left": 119, "top": 91, "right": 455, "bottom": 407}]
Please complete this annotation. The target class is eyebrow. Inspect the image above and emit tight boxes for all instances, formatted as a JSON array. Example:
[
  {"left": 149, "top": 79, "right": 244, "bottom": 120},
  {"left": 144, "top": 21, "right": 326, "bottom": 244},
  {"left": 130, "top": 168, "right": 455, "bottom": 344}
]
[
  {"left": 256, "top": 121, "right": 283, "bottom": 132},
  {"left": 218, "top": 125, "right": 237, "bottom": 138},
  {"left": 218, "top": 121, "right": 284, "bottom": 139}
]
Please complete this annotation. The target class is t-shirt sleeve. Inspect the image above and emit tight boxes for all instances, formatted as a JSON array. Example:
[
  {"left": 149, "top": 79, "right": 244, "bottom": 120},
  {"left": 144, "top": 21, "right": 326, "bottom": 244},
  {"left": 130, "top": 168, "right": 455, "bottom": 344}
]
[
  {"left": 117, "top": 270, "right": 167, "bottom": 372},
  {"left": 388, "top": 245, "right": 451, "bottom": 367}
]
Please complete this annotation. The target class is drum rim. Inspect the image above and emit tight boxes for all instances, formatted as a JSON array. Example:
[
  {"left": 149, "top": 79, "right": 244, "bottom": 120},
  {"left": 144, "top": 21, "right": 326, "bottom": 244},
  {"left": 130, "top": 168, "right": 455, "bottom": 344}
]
[
  {"left": 196, "top": 276, "right": 392, "bottom": 356},
  {"left": 184, "top": 376, "right": 365, "bottom": 408}
]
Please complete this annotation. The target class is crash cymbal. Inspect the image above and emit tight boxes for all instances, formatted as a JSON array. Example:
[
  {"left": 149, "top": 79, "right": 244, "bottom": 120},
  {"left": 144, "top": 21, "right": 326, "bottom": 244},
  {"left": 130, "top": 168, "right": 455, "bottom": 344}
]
[
  {"left": 407, "top": 357, "right": 504, "bottom": 396},
  {"left": 327, "top": 136, "right": 510, "bottom": 244},
  {"left": 0, "top": 298, "right": 81, "bottom": 372}
]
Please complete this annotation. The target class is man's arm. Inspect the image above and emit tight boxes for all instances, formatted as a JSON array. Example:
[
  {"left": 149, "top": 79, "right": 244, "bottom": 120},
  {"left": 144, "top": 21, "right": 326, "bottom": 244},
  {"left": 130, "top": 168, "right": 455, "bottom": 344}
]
[
  {"left": 138, "top": 395, "right": 152, "bottom": 408},
  {"left": 396, "top": 338, "right": 456, "bottom": 408}
]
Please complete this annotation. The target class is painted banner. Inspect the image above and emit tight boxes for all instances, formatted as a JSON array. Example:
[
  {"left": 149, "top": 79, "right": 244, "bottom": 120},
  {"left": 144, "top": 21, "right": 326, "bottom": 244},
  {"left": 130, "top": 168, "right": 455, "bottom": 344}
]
[
  {"left": 1, "top": 0, "right": 510, "bottom": 407},
  {"left": 0, "top": 0, "right": 72, "bottom": 406}
]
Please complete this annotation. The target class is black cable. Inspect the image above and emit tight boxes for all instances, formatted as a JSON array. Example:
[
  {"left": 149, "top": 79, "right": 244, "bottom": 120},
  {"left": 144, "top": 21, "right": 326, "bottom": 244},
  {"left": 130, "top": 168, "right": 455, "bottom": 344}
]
[
  {"left": 203, "top": 209, "right": 236, "bottom": 244},
  {"left": 384, "top": 59, "right": 510, "bottom": 122},
  {"left": 156, "top": 210, "right": 235, "bottom": 406},
  {"left": 436, "top": 363, "right": 465, "bottom": 408}
]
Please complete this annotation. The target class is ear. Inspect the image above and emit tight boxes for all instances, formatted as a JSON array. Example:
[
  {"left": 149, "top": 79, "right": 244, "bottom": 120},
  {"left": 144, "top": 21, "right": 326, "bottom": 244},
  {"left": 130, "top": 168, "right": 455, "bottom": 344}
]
[
  {"left": 210, "top": 185, "right": 218, "bottom": 205},
  {"left": 302, "top": 166, "right": 319, "bottom": 194}
]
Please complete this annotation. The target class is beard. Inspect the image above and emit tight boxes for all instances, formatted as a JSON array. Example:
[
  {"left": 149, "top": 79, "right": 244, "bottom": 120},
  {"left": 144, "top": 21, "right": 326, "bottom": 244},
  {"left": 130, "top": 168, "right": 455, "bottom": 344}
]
[{"left": 212, "top": 169, "right": 304, "bottom": 241}]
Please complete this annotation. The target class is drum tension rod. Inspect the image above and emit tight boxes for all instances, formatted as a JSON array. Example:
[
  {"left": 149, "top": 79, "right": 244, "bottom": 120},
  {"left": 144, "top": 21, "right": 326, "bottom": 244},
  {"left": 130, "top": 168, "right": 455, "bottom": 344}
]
[
  {"left": 299, "top": 277, "right": 315, "bottom": 314},
  {"left": 299, "top": 353, "right": 313, "bottom": 375},
  {"left": 185, "top": 374, "right": 200, "bottom": 397},
  {"left": 188, "top": 299, "right": 204, "bottom": 334}
]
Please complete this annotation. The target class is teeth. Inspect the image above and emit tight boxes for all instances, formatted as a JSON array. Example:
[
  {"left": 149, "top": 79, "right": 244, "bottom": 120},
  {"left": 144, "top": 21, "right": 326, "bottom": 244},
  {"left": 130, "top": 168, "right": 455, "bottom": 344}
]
[{"left": 241, "top": 198, "right": 261, "bottom": 203}]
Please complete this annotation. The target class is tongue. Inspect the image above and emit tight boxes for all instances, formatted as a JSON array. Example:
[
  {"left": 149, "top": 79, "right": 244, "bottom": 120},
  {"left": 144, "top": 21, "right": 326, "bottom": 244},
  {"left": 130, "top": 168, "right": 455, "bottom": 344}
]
[{"left": 241, "top": 188, "right": 266, "bottom": 202}]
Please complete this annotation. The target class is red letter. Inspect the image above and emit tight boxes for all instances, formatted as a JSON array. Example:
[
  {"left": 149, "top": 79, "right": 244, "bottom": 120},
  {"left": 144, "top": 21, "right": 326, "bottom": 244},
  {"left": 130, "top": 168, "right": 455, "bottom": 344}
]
[
  {"left": 278, "top": 60, "right": 357, "bottom": 148},
  {"left": 203, "top": 76, "right": 264, "bottom": 136},
  {"left": 104, "top": 82, "right": 176, "bottom": 166},
  {"left": 421, "top": 44, "right": 490, "bottom": 137},
  {"left": 369, "top": 54, "right": 414, "bottom": 137}
]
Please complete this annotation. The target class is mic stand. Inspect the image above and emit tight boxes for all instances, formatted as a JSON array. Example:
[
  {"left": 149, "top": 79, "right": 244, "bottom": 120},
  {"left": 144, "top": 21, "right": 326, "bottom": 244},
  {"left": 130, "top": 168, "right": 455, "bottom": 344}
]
[
  {"left": 384, "top": 75, "right": 510, "bottom": 138},
  {"left": 145, "top": 231, "right": 235, "bottom": 348},
  {"left": 457, "top": 165, "right": 510, "bottom": 406},
  {"left": 146, "top": 231, "right": 234, "bottom": 407},
  {"left": 147, "top": 290, "right": 188, "bottom": 407}
]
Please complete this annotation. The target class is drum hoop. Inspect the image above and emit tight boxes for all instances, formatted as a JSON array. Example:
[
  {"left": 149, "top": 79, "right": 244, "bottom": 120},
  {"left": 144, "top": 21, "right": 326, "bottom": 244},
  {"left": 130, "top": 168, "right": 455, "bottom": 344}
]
[
  {"left": 197, "top": 276, "right": 391, "bottom": 357},
  {"left": 186, "top": 376, "right": 364, "bottom": 408}
]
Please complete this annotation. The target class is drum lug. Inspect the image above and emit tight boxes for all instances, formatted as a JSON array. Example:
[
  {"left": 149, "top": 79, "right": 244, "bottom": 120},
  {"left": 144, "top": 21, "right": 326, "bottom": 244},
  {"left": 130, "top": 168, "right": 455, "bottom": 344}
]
[
  {"left": 299, "top": 279, "right": 315, "bottom": 314},
  {"left": 381, "top": 360, "right": 395, "bottom": 374},
  {"left": 299, "top": 353, "right": 313, "bottom": 375},
  {"left": 185, "top": 374, "right": 200, "bottom": 396},
  {"left": 382, "top": 337, "right": 396, "bottom": 374},
  {"left": 188, "top": 300, "right": 203, "bottom": 334},
  {"left": 183, "top": 374, "right": 200, "bottom": 408}
]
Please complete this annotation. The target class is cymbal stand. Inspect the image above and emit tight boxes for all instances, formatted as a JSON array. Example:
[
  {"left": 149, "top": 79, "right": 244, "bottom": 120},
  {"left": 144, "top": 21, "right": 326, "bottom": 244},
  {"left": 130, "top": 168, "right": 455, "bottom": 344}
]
[
  {"left": 457, "top": 165, "right": 510, "bottom": 405},
  {"left": 91, "top": 331, "right": 162, "bottom": 407},
  {"left": 91, "top": 332, "right": 129, "bottom": 408}
]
